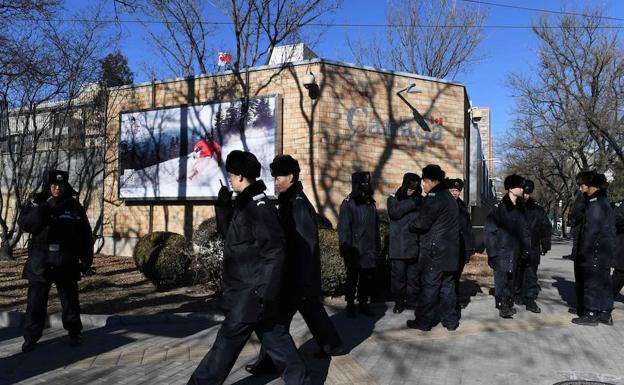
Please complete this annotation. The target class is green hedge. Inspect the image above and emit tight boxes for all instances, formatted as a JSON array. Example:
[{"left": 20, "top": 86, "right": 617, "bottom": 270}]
[
  {"left": 318, "top": 228, "right": 346, "bottom": 296},
  {"left": 132, "top": 232, "right": 191, "bottom": 289}
]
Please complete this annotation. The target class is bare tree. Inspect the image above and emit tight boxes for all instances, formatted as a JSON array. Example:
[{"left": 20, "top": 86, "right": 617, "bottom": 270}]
[{"left": 350, "top": 0, "right": 486, "bottom": 80}]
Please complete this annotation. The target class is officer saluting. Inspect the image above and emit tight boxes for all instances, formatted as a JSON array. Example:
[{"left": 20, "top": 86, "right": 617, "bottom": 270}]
[
  {"left": 187, "top": 150, "right": 310, "bottom": 385},
  {"left": 18, "top": 170, "right": 94, "bottom": 353},
  {"left": 484, "top": 174, "right": 531, "bottom": 319}
]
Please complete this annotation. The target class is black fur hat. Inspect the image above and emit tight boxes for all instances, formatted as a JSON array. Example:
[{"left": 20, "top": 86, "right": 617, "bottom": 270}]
[
  {"left": 402, "top": 172, "right": 421, "bottom": 188},
  {"left": 421, "top": 164, "right": 445, "bottom": 182},
  {"left": 351, "top": 171, "right": 372, "bottom": 196},
  {"left": 504, "top": 174, "right": 525, "bottom": 190},
  {"left": 46, "top": 170, "right": 78, "bottom": 196},
  {"left": 225, "top": 150, "right": 261, "bottom": 180},
  {"left": 270, "top": 154, "right": 300, "bottom": 178},
  {"left": 587, "top": 173, "right": 608, "bottom": 189},
  {"left": 523, "top": 179, "right": 535, "bottom": 194},
  {"left": 447, "top": 178, "right": 464, "bottom": 191},
  {"left": 576, "top": 170, "right": 595, "bottom": 186}
]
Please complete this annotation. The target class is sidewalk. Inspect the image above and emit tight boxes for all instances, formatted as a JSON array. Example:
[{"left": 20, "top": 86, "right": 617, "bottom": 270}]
[{"left": 1, "top": 239, "right": 624, "bottom": 385}]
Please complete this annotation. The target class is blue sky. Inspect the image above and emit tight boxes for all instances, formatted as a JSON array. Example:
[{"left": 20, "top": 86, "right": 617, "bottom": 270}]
[{"left": 71, "top": 0, "right": 624, "bottom": 154}]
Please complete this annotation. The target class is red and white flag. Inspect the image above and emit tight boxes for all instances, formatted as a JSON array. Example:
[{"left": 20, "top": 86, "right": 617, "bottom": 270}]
[{"left": 218, "top": 52, "right": 231, "bottom": 66}]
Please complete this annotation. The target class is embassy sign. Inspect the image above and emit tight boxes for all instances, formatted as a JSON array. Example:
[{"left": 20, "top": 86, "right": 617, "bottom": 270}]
[{"left": 347, "top": 106, "right": 444, "bottom": 142}]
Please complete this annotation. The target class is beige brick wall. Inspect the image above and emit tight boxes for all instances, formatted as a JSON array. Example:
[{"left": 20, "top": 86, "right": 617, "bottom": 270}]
[{"left": 103, "top": 61, "right": 467, "bottom": 247}]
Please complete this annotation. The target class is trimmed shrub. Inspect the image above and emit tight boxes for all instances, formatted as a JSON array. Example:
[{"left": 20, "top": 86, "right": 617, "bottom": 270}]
[
  {"left": 132, "top": 232, "right": 191, "bottom": 289},
  {"left": 190, "top": 219, "right": 225, "bottom": 293},
  {"left": 318, "top": 228, "right": 346, "bottom": 296}
]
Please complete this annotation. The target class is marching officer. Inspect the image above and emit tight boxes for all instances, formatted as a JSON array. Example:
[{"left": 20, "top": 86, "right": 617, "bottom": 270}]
[
  {"left": 484, "top": 174, "right": 531, "bottom": 319},
  {"left": 446, "top": 178, "right": 474, "bottom": 309},
  {"left": 245, "top": 155, "right": 345, "bottom": 376},
  {"left": 387, "top": 173, "right": 423, "bottom": 314},
  {"left": 572, "top": 172, "right": 616, "bottom": 326},
  {"left": 188, "top": 150, "right": 310, "bottom": 385},
  {"left": 407, "top": 165, "right": 460, "bottom": 331},
  {"left": 18, "top": 170, "right": 94, "bottom": 353},
  {"left": 338, "top": 171, "right": 380, "bottom": 318},
  {"left": 611, "top": 199, "right": 624, "bottom": 309},
  {"left": 513, "top": 179, "right": 551, "bottom": 313}
]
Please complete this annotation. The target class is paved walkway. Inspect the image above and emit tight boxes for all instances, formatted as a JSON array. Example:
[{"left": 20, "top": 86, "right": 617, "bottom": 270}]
[{"left": 2, "top": 239, "right": 624, "bottom": 385}]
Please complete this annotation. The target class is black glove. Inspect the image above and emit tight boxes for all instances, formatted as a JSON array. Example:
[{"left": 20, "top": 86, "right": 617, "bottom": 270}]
[
  {"left": 216, "top": 186, "right": 232, "bottom": 207},
  {"left": 520, "top": 251, "right": 530, "bottom": 261},
  {"left": 81, "top": 265, "right": 96, "bottom": 277}
]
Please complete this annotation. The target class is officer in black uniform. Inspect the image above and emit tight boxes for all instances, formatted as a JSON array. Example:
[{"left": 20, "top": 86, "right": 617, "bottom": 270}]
[
  {"left": 187, "top": 150, "right": 310, "bottom": 385},
  {"left": 572, "top": 172, "right": 616, "bottom": 326},
  {"left": 484, "top": 174, "right": 531, "bottom": 319},
  {"left": 407, "top": 165, "right": 460, "bottom": 331},
  {"left": 513, "top": 179, "right": 551, "bottom": 313},
  {"left": 446, "top": 178, "right": 474, "bottom": 309},
  {"left": 387, "top": 173, "right": 423, "bottom": 314},
  {"left": 245, "top": 155, "right": 345, "bottom": 376},
  {"left": 611, "top": 199, "right": 624, "bottom": 303},
  {"left": 338, "top": 171, "right": 380, "bottom": 318},
  {"left": 18, "top": 170, "right": 94, "bottom": 353}
]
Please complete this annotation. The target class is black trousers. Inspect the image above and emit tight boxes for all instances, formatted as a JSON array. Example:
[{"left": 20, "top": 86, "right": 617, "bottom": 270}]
[
  {"left": 390, "top": 259, "right": 420, "bottom": 307},
  {"left": 583, "top": 266, "right": 613, "bottom": 313},
  {"left": 513, "top": 259, "right": 540, "bottom": 301},
  {"left": 345, "top": 267, "right": 374, "bottom": 304},
  {"left": 24, "top": 280, "right": 82, "bottom": 343},
  {"left": 187, "top": 315, "right": 310, "bottom": 385},
  {"left": 612, "top": 269, "right": 624, "bottom": 298},
  {"left": 417, "top": 270, "right": 458, "bottom": 328},
  {"left": 493, "top": 269, "right": 514, "bottom": 299},
  {"left": 574, "top": 262, "right": 585, "bottom": 316}
]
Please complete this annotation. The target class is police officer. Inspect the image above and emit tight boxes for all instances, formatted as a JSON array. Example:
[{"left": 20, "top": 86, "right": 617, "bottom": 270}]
[
  {"left": 245, "top": 155, "right": 346, "bottom": 376},
  {"left": 513, "top": 179, "right": 551, "bottom": 313},
  {"left": 484, "top": 174, "right": 531, "bottom": 319},
  {"left": 18, "top": 170, "right": 94, "bottom": 353},
  {"left": 407, "top": 165, "right": 460, "bottom": 331},
  {"left": 387, "top": 173, "right": 423, "bottom": 314},
  {"left": 446, "top": 178, "right": 474, "bottom": 309},
  {"left": 338, "top": 171, "right": 380, "bottom": 318},
  {"left": 572, "top": 172, "right": 615, "bottom": 326},
  {"left": 187, "top": 151, "right": 310, "bottom": 385},
  {"left": 612, "top": 199, "right": 624, "bottom": 305}
]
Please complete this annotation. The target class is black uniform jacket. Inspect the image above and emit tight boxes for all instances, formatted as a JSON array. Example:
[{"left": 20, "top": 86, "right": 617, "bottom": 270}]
[
  {"left": 568, "top": 192, "right": 587, "bottom": 261},
  {"left": 277, "top": 181, "right": 322, "bottom": 302},
  {"left": 457, "top": 198, "right": 474, "bottom": 266},
  {"left": 524, "top": 198, "right": 552, "bottom": 265},
  {"left": 484, "top": 194, "right": 531, "bottom": 272},
  {"left": 578, "top": 190, "right": 616, "bottom": 269},
  {"left": 387, "top": 189, "right": 421, "bottom": 260},
  {"left": 215, "top": 180, "right": 286, "bottom": 324},
  {"left": 18, "top": 196, "right": 93, "bottom": 283},
  {"left": 408, "top": 183, "right": 459, "bottom": 272},
  {"left": 338, "top": 194, "right": 379, "bottom": 269},
  {"left": 612, "top": 200, "right": 624, "bottom": 270}
]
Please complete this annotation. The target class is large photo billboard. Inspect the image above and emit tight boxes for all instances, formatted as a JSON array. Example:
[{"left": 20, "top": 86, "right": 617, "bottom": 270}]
[{"left": 119, "top": 95, "right": 278, "bottom": 200}]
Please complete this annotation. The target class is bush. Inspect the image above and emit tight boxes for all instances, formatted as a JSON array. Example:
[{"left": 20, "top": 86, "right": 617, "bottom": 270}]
[
  {"left": 318, "top": 228, "right": 346, "bottom": 296},
  {"left": 190, "top": 219, "right": 225, "bottom": 293},
  {"left": 132, "top": 232, "right": 191, "bottom": 289}
]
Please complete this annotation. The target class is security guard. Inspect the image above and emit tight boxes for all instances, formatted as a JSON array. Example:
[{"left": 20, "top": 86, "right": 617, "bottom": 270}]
[
  {"left": 338, "top": 171, "right": 380, "bottom": 318},
  {"left": 513, "top": 179, "right": 551, "bottom": 313},
  {"left": 18, "top": 170, "right": 94, "bottom": 353},
  {"left": 187, "top": 150, "right": 310, "bottom": 385},
  {"left": 612, "top": 200, "right": 624, "bottom": 304},
  {"left": 484, "top": 174, "right": 531, "bottom": 319}
]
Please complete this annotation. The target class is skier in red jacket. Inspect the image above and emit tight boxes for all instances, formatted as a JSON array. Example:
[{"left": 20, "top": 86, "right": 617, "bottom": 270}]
[{"left": 188, "top": 134, "right": 222, "bottom": 181}]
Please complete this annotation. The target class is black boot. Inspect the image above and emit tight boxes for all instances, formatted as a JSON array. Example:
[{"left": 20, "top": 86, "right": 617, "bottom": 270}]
[
  {"left": 599, "top": 311, "right": 613, "bottom": 326},
  {"left": 346, "top": 301, "right": 356, "bottom": 318},
  {"left": 393, "top": 300, "right": 405, "bottom": 314},
  {"left": 21, "top": 339, "right": 36, "bottom": 353},
  {"left": 245, "top": 355, "right": 277, "bottom": 375},
  {"left": 358, "top": 302, "right": 375, "bottom": 317},
  {"left": 525, "top": 299, "right": 541, "bottom": 313},
  {"left": 506, "top": 297, "right": 517, "bottom": 315},
  {"left": 497, "top": 299, "right": 513, "bottom": 319},
  {"left": 572, "top": 311, "right": 599, "bottom": 326}
]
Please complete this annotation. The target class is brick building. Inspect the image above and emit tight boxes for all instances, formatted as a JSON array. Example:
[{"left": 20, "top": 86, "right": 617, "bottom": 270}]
[{"left": 100, "top": 55, "right": 492, "bottom": 256}]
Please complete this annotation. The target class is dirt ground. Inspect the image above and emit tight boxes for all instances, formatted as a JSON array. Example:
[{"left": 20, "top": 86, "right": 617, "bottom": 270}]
[
  {"left": 0, "top": 251, "right": 216, "bottom": 316},
  {"left": 0, "top": 251, "right": 494, "bottom": 316}
]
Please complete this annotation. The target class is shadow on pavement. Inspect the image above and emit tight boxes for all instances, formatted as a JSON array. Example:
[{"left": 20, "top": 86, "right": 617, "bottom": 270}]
[
  {"left": 551, "top": 275, "right": 578, "bottom": 309},
  {"left": 0, "top": 321, "right": 214, "bottom": 384}
]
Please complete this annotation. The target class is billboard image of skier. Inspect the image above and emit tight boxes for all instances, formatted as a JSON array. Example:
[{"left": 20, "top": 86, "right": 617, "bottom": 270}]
[{"left": 118, "top": 95, "right": 278, "bottom": 200}]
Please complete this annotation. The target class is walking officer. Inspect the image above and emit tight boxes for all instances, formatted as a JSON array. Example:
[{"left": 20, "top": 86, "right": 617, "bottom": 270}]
[
  {"left": 245, "top": 155, "right": 345, "bottom": 376},
  {"left": 338, "top": 171, "right": 380, "bottom": 318},
  {"left": 18, "top": 170, "right": 94, "bottom": 353},
  {"left": 611, "top": 199, "right": 624, "bottom": 303},
  {"left": 446, "top": 178, "right": 474, "bottom": 308},
  {"left": 513, "top": 179, "right": 551, "bottom": 313},
  {"left": 387, "top": 173, "right": 423, "bottom": 314},
  {"left": 187, "top": 150, "right": 310, "bottom": 385},
  {"left": 572, "top": 172, "right": 616, "bottom": 326},
  {"left": 484, "top": 174, "right": 531, "bottom": 319},
  {"left": 407, "top": 165, "right": 460, "bottom": 331}
]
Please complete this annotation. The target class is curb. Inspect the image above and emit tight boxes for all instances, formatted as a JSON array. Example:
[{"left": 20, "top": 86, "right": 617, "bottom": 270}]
[{"left": 0, "top": 310, "right": 225, "bottom": 329}]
